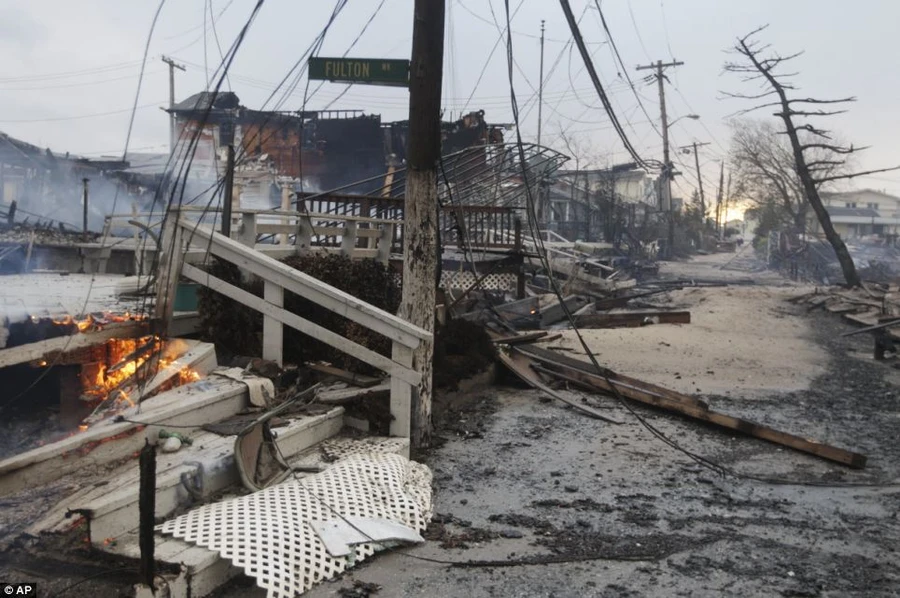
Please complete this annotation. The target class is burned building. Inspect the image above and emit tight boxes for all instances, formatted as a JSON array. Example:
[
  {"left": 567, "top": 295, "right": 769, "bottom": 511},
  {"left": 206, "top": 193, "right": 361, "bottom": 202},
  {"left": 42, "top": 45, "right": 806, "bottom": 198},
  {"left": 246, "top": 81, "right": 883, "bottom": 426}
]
[
  {"left": 168, "top": 91, "right": 507, "bottom": 198},
  {"left": 0, "top": 132, "right": 151, "bottom": 232}
]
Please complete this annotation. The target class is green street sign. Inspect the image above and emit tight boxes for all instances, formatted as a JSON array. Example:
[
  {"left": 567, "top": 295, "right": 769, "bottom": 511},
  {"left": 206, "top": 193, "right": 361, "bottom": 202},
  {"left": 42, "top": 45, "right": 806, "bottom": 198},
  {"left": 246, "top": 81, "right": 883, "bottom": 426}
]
[{"left": 308, "top": 57, "right": 409, "bottom": 87}]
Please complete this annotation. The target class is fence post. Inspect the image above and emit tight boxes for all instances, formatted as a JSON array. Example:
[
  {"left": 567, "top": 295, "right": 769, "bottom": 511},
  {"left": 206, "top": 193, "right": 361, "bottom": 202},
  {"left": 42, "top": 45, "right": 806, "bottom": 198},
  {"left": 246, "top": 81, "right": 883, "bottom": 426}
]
[
  {"left": 263, "top": 281, "right": 284, "bottom": 365},
  {"left": 297, "top": 216, "right": 313, "bottom": 256},
  {"left": 154, "top": 211, "right": 183, "bottom": 331},
  {"left": 340, "top": 220, "right": 358, "bottom": 258},
  {"left": 376, "top": 224, "right": 393, "bottom": 265},
  {"left": 389, "top": 341, "right": 413, "bottom": 452},
  {"left": 238, "top": 212, "right": 257, "bottom": 248},
  {"left": 279, "top": 185, "right": 291, "bottom": 245},
  {"left": 514, "top": 217, "right": 525, "bottom": 299}
]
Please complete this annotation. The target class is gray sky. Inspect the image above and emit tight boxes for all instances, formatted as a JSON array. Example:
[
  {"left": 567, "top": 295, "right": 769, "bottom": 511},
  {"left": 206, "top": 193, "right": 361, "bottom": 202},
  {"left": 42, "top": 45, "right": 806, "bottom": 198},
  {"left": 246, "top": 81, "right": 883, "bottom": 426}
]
[{"left": 2, "top": 0, "right": 899, "bottom": 206}]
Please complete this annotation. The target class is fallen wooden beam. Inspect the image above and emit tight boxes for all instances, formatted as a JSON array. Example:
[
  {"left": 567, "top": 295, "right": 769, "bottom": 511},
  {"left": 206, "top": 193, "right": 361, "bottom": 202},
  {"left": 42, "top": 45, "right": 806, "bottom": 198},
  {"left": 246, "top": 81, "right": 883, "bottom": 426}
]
[
  {"left": 490, "top": 331, "right": 548, "bottom": 345},
  {"left": 308, "top": 363, "right": 382, "bottom": 388},
  {"left": 497, "top": 350, "right": 622, "bottom": 424},
  {"left": 573, "top": 310, "right": 691, "bottom": 329},
  {"left": 518, "top": 347, "right": 866, "bottom": 469},
  {"left": 594, "top": 287, "right": 678, "bottom": 311},
  {"left": 0, "top": 320, "right": 148, "bottom": 369},
  {"left": 516, "top": 345, "right": 709, "bottom": 411},
  {"left": 840, "top": 318, "right": 900, "bottom": 337},
  {"left": 316, "top": 382, "right": 391, "bottom": 405}
]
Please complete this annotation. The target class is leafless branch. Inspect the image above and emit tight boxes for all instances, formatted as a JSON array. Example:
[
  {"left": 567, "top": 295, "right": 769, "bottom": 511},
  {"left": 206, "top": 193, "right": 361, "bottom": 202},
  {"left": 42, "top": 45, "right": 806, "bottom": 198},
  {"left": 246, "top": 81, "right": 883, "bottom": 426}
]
[
  {"left": 792, "top": 124, "right": 832, "bottom": 139},
  {"left": 788, "top": 97, "right": 856, "bottom": 105},
  {"left": 719, "top": 90, "right": 778, "bottom": 101},
  {"left": 806, "top": 160, "right": 845, "bottom": 169},
  {"left": 815, "top": 165, "right": 900, "bottom": 184},
  {"left": 800, "top": 143, "right": 866, "bottom": 155},
  {"left": 777, "top": 109, "right": 849, "bottom": 117}
]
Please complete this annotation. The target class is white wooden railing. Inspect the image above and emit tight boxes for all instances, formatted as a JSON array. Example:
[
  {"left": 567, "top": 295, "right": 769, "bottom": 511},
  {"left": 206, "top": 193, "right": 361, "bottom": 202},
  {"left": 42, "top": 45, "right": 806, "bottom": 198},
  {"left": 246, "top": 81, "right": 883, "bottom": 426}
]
[
  {"left": 154, "top": 210, "right": 430, "bottom": 440},
  {"left": 103, "top": 205, "right": 398, "bottom": 266}
]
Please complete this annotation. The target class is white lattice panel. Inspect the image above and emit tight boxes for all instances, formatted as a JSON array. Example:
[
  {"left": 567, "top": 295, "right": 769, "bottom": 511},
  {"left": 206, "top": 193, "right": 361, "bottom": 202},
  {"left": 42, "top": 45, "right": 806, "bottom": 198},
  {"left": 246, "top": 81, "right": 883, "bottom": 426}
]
[
  {"left": 158, "top": 453, "right": 432, "bottom": 598},
  {"left": 441, "top": 270, "right": 516, "bottom": 292},
  {"left": 317, "top": 437, "right": 411, "bottom": 463}
]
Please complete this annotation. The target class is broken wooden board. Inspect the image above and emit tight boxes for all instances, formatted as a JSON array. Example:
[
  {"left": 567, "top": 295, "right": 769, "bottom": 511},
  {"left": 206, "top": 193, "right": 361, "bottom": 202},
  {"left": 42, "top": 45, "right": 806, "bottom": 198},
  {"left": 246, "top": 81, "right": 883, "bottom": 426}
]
[
  {"left": 540, "top": 295, "right": 590, "bottom": 327},
  {"left": 308, "top": 363, "right": 381, "bottom": 388},
  {"left": 840, "top": 317, "right": 900, "bottom": 337},
  {"left": 573, "top": 310, "right": 691, "bottom": 329},
  {"left": 316, "top": 382, "right": 391, "bottom": 405},
  {"left": 490, "top": 331, "right": 548, "bottom": 345},
  {"left": 516, "top": 345, "right": 709, "bottom": 411},
  {"left": 593, "top": 287, "right": 680, "bottom": 311},
  {"left": 0, "top": 320, "right": 147, "bottom": 369},
  {"left": 497, "top": 349, "right": 622, "bottom": 424},
  {"left": 516, "top": 346, "right": 867, "bottom": 469}
]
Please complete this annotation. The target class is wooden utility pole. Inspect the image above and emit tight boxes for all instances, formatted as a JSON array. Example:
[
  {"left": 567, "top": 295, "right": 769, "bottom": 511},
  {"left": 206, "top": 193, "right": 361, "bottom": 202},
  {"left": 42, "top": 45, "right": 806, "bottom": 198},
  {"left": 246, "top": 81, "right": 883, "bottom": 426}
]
[
  {"left": 715, "top": 160, "right": 724, "bottom": 239},
  {"left": 680, "top": 141, "right": 710, "bottom": 228},
  {"left": 636, "top": 60, "right": 683, "bottom": 257},
  {"left": 221, "top": 145, "right": 235, "bottom": 237},
  {"left": 537, "top": 19, "right": 546, "bottom": 147},
  {"left": 161, "top": 56, "right": 186, "bottom": 152},
  {"left": 724, "top": 171, "right": 732, "bottom": 238},
  {"left": 400, "top": 0, "right": 445, "bottom": 450},
  {"left": 82, "top": 178, "right": 90, "bottom": 238}
]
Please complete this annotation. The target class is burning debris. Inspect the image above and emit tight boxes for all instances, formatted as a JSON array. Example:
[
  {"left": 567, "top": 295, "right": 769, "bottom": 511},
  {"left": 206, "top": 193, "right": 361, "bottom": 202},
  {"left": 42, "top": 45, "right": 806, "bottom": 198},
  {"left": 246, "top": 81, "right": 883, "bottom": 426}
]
[
  {"left": 0, "top": 331, "right": 202, "bottom": 459},
  {"left": 2, "top": 310, "right": 147, "bottom": 349}
]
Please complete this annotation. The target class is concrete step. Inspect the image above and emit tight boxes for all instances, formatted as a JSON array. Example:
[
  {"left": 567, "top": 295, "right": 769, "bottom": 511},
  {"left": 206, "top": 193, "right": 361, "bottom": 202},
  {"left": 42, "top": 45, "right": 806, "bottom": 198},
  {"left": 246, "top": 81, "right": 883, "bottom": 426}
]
[
  {"left": 123, "top": 433, "right": 411, "bottom": 598},
  {"left": 0, "top": 370, "right": 244, "bottom": 497},
  {"left": 86, "top": 407, "right": 345, "bottom": 545}
]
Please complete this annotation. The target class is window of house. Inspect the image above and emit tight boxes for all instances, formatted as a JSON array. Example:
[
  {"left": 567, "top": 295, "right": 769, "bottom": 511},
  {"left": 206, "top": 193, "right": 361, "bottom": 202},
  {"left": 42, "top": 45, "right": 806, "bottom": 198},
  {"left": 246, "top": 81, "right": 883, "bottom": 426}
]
[
  {"left": 867, "top": 202, "right": 879, "bottom": 210},
  {"left": 845, "top": 202, "right": 857, "bottom": 208}
]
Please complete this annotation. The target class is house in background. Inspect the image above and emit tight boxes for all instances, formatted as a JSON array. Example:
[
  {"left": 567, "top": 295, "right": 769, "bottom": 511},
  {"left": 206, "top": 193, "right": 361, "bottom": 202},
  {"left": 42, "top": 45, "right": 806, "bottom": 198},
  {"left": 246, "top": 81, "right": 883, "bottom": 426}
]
[
  {"left": 547, "top": 163, "right": 660, "bottom": 242},
  {"left": 808, "top": 189, "right": 900, "bottom": 242}
]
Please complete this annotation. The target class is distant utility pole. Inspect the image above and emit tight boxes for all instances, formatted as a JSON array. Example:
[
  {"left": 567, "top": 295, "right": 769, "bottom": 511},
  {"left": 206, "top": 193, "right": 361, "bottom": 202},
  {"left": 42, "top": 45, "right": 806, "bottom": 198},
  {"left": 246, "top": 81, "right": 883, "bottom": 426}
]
[
  {"left": 399, "top": 0, "right": 445, "bottom": 450},
  {"left": 161, "top": 56, "right": 186, "bottom": 152},
  {"left": 680, "top": 141, "right": 710, "bottom": 227},
  {"left": 537, "top": 19, "right": 546, "bottom": 147},
  {"left": 724, "top": 171, "right": 732, "bottom": 239},
  {"left": 636, "top": 59, "right": 683, "bottom": 257},
  {"left": 715, "top": 160, "right": 724, "bottom": 239},
  {"left": 82, "top": 178, "right": 90, "bottom": 238}
]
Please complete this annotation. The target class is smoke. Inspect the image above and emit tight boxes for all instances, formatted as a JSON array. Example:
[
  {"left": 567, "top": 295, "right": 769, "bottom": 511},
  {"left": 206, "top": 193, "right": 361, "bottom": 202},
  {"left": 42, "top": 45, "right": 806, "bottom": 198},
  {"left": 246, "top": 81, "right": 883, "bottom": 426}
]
[{"left": 16, "top": 161, "right": 126, "bottom": 232}]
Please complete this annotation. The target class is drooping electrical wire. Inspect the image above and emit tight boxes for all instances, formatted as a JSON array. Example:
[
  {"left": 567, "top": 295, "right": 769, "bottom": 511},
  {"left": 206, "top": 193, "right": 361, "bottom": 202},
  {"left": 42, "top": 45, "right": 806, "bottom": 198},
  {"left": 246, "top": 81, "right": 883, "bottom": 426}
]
[
  {"left": 593, "top": 0, "right": 662, "bottom": 140},
  {"left": 558, "top": 0, "right": 655, "bottom": 170}
]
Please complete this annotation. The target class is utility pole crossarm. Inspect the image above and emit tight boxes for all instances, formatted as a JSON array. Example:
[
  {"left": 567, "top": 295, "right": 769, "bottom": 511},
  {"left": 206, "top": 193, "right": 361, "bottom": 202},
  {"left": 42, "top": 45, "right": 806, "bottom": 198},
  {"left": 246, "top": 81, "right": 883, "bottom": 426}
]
[
  {"left": 636, "top": 60, "right": 684, "bottom": 71},
  {"left": 678, "top": 141, "right": 711, "bottom": 152}
]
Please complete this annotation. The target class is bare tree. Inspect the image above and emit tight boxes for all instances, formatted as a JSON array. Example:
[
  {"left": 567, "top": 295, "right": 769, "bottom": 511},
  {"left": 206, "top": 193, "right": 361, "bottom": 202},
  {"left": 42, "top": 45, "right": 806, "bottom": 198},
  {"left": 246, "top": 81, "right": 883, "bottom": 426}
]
[
  {"left": 724, "top": 26, "right": 900, "bottom": 288},
  {"left": 729, "top": 119, "right": 848, "bottom": 232}
]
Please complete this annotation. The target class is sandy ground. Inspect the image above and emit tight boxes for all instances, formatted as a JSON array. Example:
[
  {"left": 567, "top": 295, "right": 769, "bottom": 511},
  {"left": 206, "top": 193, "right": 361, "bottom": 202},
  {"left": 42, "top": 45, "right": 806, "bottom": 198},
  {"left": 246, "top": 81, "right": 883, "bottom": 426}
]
[{"left": 552, "top": 256, "right": 825, "bottom": 397}]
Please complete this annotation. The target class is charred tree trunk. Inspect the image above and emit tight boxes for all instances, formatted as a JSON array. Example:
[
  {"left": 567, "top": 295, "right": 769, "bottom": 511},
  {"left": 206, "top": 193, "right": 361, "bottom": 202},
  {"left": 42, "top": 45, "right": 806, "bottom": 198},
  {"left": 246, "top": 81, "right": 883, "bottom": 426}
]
[
  {"left": 399, "top": 0, "right": 445, "bottom": 450},
  {"left": 733, "top": 31, "right": 861, "bottom": 287},
  {"left": 772, "top": 103, "right": 859, "bottom": 285}
]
